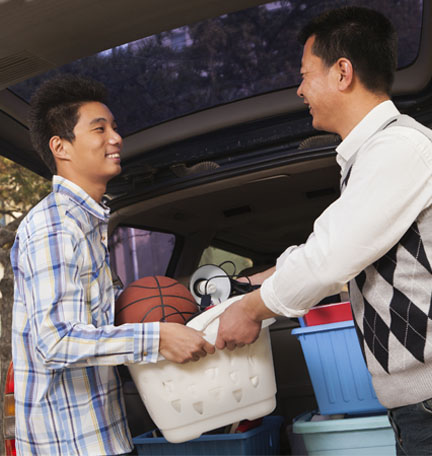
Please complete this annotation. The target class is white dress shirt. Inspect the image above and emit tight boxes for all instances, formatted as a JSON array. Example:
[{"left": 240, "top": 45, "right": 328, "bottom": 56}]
[{"left": 260, "top": 100, "right": 432, "bottom": 317}]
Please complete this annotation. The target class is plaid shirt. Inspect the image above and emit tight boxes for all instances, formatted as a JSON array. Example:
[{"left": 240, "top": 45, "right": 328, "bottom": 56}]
[{"left": 11, "top": 176, "right": 159, "bottom": 455}]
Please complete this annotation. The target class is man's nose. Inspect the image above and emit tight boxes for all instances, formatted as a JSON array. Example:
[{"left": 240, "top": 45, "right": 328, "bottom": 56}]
[
  {"left": 109, "top": 130, "right": 122, "bottom": 145},
  {"left": 296, "top": 83, "right": 303, "bottom": 98}
]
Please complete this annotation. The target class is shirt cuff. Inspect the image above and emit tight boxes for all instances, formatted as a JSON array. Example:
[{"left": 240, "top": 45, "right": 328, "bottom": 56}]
[
  {"left": 134, "top": 322, "right": 160, "bottom": 364},
  {"left": 260, "top": 274, "right": 308, "bottom": 318}
]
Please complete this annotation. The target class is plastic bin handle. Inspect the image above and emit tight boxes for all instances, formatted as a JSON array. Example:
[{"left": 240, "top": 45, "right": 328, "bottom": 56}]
[
  {"left": 187, "top": 295, "right": 275, "bottom": 345},
  {"left": 155, "top": 296, "right": 275, "bottom": 361}
]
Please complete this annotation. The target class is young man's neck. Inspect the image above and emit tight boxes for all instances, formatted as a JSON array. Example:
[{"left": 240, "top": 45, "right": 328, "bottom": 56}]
[{"left": 57, "top": 172, "right": 107, "bottom": 203}]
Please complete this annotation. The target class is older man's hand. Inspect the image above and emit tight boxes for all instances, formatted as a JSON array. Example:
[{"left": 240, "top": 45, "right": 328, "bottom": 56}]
[{"left": 215, "top": 289, "right": 276, "bottom": 350}]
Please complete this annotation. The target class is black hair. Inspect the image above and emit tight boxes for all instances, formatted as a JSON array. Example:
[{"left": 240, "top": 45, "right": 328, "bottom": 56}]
[
  {"left": 298, "top": 6, "right": 397, "bottom": 95},
  {"left": 28, "top": 74, "right": 108, "bottom": 174}
]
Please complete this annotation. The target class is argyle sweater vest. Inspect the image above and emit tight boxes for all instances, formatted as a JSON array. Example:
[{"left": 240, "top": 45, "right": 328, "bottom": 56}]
[{"left": 342, "top": 115, "right": 432, "bottom": 408}]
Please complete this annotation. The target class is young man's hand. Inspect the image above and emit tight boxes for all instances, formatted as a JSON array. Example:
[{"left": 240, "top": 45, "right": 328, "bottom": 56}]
[{"left": 159, "top": 323, "right": 215, "bottom": 363}]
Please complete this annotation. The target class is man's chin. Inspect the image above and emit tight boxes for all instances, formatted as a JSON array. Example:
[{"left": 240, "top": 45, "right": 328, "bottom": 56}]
[
  {"left": 106, "top": 164, "right": 122, "bottom": 182},
  {"left": 113, "top": 163, "right": 122, "bottom": 176},
  {"left": 311, "top": 118, "right": 332, "bottom": 134},
  {"left": 311, "top": 115, "right": 321, "bottom": 129}
]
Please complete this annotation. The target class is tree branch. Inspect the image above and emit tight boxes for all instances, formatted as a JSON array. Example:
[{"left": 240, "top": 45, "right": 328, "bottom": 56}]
[
  {"left": 0, "top": 208, "right": 19, "bottom": 218},
  {"left": 0, "top": 227, "right": 16, "bottom": 249},
  {"left": 6, "top": 213, "right": 25, "bottom": 231}
]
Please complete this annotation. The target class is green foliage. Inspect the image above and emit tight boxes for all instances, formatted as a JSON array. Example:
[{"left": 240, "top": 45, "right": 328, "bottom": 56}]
[
  {"left": 0, "top": 156, "right": 51, "bottom": 219},
  {"left": 0, "top": 156, "right": 50, "bottom": 433}
]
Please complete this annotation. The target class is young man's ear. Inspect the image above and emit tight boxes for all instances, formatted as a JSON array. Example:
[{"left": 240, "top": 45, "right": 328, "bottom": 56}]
[
  {"left": 49, "top": 136, "right": 71, "bottom": 162},
  {"left": 336, "top": 58, "right": 354, "bottom": 90}
]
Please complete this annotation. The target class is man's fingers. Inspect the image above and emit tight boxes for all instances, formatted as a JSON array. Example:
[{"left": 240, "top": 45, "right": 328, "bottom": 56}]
[
  {"left": 215, "top": 337, "right": 225, "bottom": 350},
  {"left": 217, "top": 334, "right": 241, "bottom": 351},
  {"left": 215, "top": 334, "right": 249, "bottom": 351},
  {"left": 226, "top": 342, "right": 237, "bottom": 351},
  {"left": 203, "top": 340, "right": 216, "bottom": 354}
]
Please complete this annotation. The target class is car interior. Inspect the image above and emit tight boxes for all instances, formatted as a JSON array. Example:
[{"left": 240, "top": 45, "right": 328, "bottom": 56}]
[{"left": 1, "top": 0, "right": 432, "bottom": 454}]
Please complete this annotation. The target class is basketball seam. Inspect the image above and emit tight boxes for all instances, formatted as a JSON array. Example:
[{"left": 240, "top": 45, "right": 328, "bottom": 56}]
[
  {"left": 128, "top": 283, "right": 179, "bottom": 290},
  {"left": 115, "top": 294, "right": 196, "bottom": 315},
  {"left": 139, "top": 305, "right": 197, "bottom": 323},
  {"left": 155, "top": 276, "right": 166, "bottom": 322}
]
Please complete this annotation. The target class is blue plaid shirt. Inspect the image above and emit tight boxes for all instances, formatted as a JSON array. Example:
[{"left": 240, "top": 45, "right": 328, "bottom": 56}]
[{"left": 11, "top": 176, "right": 159, "bottom": 455}]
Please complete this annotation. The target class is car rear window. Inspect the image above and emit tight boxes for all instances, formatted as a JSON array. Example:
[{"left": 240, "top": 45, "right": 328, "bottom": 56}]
[{"left": 9, "top": 0, "right": 422, "bottom": 137}]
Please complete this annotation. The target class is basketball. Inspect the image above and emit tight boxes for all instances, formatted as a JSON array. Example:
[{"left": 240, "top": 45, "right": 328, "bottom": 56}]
[{"left": 115, "top": 276, "right": 199, "bottom": 325}]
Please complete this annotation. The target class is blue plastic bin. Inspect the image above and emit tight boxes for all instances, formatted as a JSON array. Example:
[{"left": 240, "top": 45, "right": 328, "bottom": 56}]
[
  {"left": 292, "top": 321, "right": 385, "bottom": 415},
  {"left": 132, "top": 416, "right": 283, "bottom": 455},
  {"left": 292, "top": 411, "right": 396, "bottom": 455}
]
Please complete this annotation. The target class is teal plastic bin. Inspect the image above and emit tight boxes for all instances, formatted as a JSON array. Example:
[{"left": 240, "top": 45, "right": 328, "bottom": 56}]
[
  {"left": 132, "top": 415, "right": 283, "bottom": 455},
  {"left": 292, "top": 321, "right": 385, "bottom": 415},
  {"left": 292, "top": 411, "right": 396, "bottom": 455}
]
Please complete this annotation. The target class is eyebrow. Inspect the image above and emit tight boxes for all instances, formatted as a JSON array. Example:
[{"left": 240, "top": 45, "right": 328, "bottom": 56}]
[
  {"left": 89, "top": 117, "right": 118, "bottom": 128},
  {"left": 89, "top": 117, "right": 109, "bottom": 125}
]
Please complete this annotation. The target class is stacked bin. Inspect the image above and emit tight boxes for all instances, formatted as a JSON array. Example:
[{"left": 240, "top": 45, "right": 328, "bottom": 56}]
[
  {"left": 133, "top": 416, "right": 284, "bottom": 455},
  {"left": 291, "top": 302, "right": 396, "bottom": 455}
]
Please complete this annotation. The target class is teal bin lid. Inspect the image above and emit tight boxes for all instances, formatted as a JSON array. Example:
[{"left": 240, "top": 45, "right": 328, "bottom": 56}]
[{"left": 293, "top": 411, "right": 391, "bottom": 434}]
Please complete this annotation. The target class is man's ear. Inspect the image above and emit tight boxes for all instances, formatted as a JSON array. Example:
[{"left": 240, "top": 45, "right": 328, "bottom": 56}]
[
  {"left": 49, "top": 136, "right": 71, "bottom": 162},
  {"left": 336, "top": 58, "right": 354, "bottom": 90}
]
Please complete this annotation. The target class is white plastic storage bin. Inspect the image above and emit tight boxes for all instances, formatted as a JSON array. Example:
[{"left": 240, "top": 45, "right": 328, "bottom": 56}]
[
  {"left": 292, "top": 411, "right": 396, "bottom": 455},
  {"left": 128, "top": 297, "right": 277, "bottom": 443}
]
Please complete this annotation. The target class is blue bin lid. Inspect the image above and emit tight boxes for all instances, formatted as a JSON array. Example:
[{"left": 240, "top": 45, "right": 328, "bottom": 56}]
[{"left": 292, "top": 320, "right": 354, "bottom": 336}]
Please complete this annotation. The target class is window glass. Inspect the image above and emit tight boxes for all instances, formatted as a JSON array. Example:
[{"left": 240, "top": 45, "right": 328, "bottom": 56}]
[
  {"left": 109, "top": 227, "right": 176, "bottom": 287},
  {"left": 199, "top": 246, "right": 253, "bottom": 278},
  {"left": 9, "top": 0, "right": 422, "bottom": 136}
]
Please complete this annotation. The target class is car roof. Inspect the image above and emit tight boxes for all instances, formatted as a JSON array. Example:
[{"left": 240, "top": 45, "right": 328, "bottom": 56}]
[
  {"left": 0, "top": 0, "right": 431, "bottom": 178},
  {"left": 0, "top": 0, "right": 266, "bottom": 174}
]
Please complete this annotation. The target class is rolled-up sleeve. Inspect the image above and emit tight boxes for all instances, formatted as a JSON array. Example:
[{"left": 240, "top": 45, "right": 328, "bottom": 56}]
[{"left": 261, "top": 127, "right": 432, "bottom": 317}]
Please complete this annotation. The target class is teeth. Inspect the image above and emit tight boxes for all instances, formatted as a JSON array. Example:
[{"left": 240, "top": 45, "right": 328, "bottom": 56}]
[{"left": 106, "top": 153, "right": 120, "bottom": 158}]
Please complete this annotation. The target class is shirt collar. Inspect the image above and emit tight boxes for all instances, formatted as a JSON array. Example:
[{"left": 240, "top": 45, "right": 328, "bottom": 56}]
[
  {"left": 336, "top": 100, "right": 400, "bottom": 166},
  {"left": 52, "top": 175, "right": 110, "bottom": 222}
]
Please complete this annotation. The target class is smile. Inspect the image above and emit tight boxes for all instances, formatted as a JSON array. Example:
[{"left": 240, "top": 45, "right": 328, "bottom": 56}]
[{"left": 106, "top": 153, "right": 120, "bottom": 159}]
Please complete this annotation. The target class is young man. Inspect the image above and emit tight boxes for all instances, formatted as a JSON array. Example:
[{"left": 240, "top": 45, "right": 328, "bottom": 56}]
[
  {"left": 11, "top": 75, "right": 214, "bottom": 456},
  {"left": 216, "top": 7, "right": 432, "bottom": 455}
]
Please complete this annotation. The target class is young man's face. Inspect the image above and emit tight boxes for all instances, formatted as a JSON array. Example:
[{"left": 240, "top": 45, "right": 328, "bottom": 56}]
[
  {"left": 297, "top": 35, "right": 339, "bottom": 133},
  {"left": 66, "top": 101, "right": 122, "bottom": 186}
]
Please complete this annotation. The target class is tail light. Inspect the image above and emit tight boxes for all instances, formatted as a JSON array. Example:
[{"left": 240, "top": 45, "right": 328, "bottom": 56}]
[{"left": 3, "top": 362, "right": 16, "bottom": 456}]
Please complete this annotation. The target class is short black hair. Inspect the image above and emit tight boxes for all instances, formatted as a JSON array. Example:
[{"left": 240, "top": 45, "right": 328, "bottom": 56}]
[
  {"left": 298, "top": 6, "right": 397, "bottom": 95},
  {"left": 29, "top": 74, "right": 107, "bottom": 174}
]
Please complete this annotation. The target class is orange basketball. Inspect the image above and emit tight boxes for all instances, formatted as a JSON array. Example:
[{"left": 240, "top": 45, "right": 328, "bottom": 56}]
[{"left": 115, "top": 276, "right": 199, "bottom": 325}]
